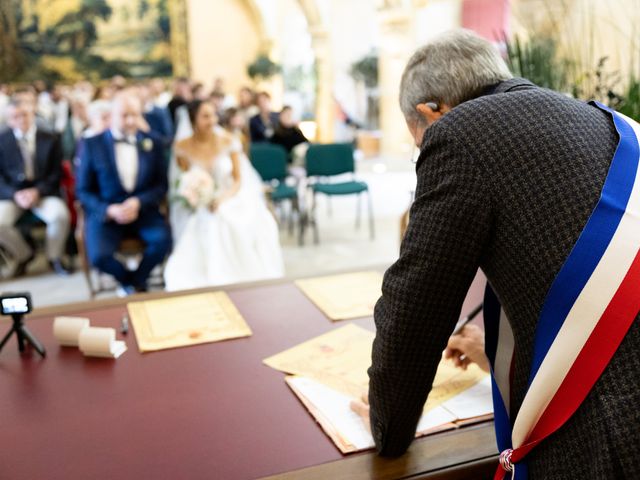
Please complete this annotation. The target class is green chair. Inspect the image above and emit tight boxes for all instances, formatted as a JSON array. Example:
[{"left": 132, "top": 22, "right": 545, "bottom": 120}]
[
  {"left": 249, "top": 143, "right": 302, "bottom": 242},
  {"left": 305, "top": 143, "right": 374, "bottom": 244}
]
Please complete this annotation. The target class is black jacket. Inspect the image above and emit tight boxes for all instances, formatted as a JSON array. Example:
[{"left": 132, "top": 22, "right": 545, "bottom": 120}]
[
  {"left": 369, "top": 78, "right": 639, "bottom": 479},
  {"left": 0, "top": 128, "right": 63, "bottom": 200}
]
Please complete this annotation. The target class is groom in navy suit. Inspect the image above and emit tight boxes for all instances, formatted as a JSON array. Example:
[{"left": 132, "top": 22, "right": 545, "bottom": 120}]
[{"left": 76, "top": 92, "right": 172, "bottom": 295}]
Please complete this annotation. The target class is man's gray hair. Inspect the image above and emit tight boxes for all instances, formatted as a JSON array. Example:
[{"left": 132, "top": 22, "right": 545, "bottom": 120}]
[{"left": 399, "top": 29, "right": 512, "bottom": 123}]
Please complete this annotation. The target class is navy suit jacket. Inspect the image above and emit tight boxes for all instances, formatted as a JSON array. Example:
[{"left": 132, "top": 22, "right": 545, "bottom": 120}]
[
  {"left": 144, "top": 106, "right": 173, "bottom": 148},
  {"left": 0, "top": 128, "right": 63, "bottom": 200},
  {"left": 249, "top": 112, "right": 280, "bottom": 143},
  {"left": 76, "top": 130, "right": 168, "bottom": 221}
]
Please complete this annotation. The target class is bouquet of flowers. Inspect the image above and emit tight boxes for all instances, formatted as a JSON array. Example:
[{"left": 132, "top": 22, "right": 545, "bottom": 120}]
[{"left": 174, "top": 168, "right": 217, "bottom": 210}]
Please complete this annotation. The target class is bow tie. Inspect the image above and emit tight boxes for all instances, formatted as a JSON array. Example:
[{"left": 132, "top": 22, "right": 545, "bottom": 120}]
[{"left": 114, "top": 136, "right": 136, "bottom": 146}]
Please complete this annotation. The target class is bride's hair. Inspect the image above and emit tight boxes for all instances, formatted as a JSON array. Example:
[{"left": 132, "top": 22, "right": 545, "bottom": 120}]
[{"left": 187, "top": 99, "right": 212, "bottom": 131}]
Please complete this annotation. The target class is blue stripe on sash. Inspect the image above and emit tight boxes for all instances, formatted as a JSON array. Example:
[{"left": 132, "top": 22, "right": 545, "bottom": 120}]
[
  {"left": 484, "top": 285, "right": 501, "bottom": 364},
  {"left": 527, "top": 102, "right": 640, "bottom": 385},
  {"left": 483, "top": 285, "right": 513, "bottom": 452}
]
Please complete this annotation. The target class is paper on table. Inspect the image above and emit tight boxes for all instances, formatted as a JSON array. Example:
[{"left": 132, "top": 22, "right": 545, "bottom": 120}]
[
  {"left": 264, "top": 324, "right": 374, "bottom": 399},
  {"left": 439, "top": 375, "right": 493, "bottom": 420},
  {"left": 53, "top": 316, "right": 90, "bottom": 346},
  {"left": 127, "top": 292, "right": 252, "bottom": 352},
  {"left": 78, "top": 327, "right": 127, "bottom": 359},
  {"left": 425, "top": 361, "right": 491, "bottom": 412},
  {"left": 286, "top": 376, "right": 458, "bottom": 454},
  {"left": 264, "top": 323, "right": 489, "bottom": 412},
  {"left": 295, "top": 271, "right": 383, "bottom": 321}
]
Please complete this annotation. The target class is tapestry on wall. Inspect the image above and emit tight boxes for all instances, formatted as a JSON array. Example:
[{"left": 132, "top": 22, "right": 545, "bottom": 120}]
[{"left": 0, "top": 0, "right": 189, "bottom": 82}]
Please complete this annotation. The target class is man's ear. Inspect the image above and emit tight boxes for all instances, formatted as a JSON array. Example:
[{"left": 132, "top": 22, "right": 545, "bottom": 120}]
[{"left": 415, "top": 103, "right": 451, "bottom": 125}]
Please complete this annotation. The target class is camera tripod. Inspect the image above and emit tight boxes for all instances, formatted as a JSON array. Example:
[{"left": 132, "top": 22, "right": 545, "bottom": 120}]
[{"left": 0, "top": 314, "right": 46, "bottom": 357}]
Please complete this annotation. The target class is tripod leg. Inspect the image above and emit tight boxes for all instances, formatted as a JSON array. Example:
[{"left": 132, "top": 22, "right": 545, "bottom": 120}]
[
  {"left": 20, "top": 326, "right": 46, "bottom": 357},
  {"left": 15, "top": 325, "right": 25, "bottom": 352},
  {"left": 0, "top": 325, "right": 16, "bottom": 351}
]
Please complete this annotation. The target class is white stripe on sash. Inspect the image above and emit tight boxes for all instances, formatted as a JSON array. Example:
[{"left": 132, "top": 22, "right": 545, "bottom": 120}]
[
  {"left": 494, "top": 309, "right": 514, "bottom": 414},
  {"left": 511, "top": 112, "right": 640, "bottom": 448}
]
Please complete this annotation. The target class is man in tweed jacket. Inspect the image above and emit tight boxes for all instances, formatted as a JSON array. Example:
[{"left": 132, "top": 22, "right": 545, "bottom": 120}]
[{"left": 364, "top": 30, "right": 639, "bottom": 478}]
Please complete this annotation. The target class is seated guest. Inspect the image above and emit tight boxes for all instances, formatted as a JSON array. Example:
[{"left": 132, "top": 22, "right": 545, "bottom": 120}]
[
  {"left": 249, "top": 92, "right": 279, "bottom": 143},
  {"left": 220, "top": 107, "right": 249, "bottom": 154},
  {"left": 61, "top": 94, "right": 89, "bottom": 162},
  {"left": 0, "top": 99, "right": 72, "bottom": 276},
  {"left": 211, "top": 77, "right": 235, "bottom": 110},
  {"left": 74, "top": 100, "right": 111, "bottom": 170},
  {"left": 76, "top": 92, "right": 172, "bottom": 296},
  {"left": 164, "top": 99, "right": 283, "bottom": 291},
  {"left": 168, "top": 77, "right": 192, "bottom": 131},
  {"left": 210, "top": 91, "right": 226, "bottom": 119},
  {"left": 237, "top": 86, "right": 258, "bottom": 119},
  {"left": 271, "top": 106, "right": 309, "bottom": 165},
  {"left": 139, "top": 83, "right": 173, "bottom": 149},
  {"left": 83, "top": 100, "right": 111, "bottom": 139}
]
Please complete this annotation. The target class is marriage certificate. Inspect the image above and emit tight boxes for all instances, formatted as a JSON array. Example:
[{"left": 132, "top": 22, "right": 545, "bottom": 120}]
[
  {"left": 295, "top": 271, "right": 383, "bottom": 321},
  {"left": 127, "top": 292, "right": 252, "bottom": 352}
]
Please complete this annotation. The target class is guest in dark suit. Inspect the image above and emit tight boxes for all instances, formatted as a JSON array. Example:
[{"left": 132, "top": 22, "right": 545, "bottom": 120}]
[
  {"left": 271, "top": 106, "right": 308, "bottom": 155},
  {"left": 352, "top": 30, "right": 639, "bottom": 479},
  {"left": 167, "top": 78, "right": 192, "bottom": 131},
  {"left": 76, "top": 92, "right": 172, "bottom": 295},
  {"left": 144, "top": 105, "right": 173, "bottom": 148},
  {"left": 0, "top": 99, "right": 71, "bottom": 275},
  {"left": 249, "top": 92, "right": 279, "bottom": 143},
  {"left": 139, "top": 82, "right": 173, "bottom": 150}
]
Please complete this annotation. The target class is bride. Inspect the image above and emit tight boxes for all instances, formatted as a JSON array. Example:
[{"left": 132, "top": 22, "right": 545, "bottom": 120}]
[{"left": 164, "top": 99, "right": 284, "bottom": 291}]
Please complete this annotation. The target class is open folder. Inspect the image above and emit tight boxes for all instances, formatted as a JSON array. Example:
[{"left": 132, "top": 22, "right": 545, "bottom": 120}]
[
  {"left": 264, "top": 324, "right": 493, "bottom": 453},
  {"left": 285, "top": 375, "right": 492, "bottom": 454}
]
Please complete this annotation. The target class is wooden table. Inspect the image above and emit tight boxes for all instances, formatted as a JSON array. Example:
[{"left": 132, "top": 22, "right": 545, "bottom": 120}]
[{"left": 0, "top": 271, "right": 497, "bottom": 480}]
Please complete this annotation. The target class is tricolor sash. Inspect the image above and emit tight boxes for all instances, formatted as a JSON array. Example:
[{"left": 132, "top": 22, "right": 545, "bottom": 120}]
[{"left": 484, "top": 102, "right": 640, "bottom": 480}]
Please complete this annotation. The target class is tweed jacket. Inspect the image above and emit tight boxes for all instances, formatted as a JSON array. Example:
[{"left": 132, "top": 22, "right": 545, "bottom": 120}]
[{"left": 369, "top": 78, "right": 639, "bottom": 479}]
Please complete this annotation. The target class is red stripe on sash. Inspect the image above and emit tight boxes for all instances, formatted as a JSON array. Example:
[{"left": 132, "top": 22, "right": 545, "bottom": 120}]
[{"left": 509, "top": 247, "right": 640, "bottom": 467}]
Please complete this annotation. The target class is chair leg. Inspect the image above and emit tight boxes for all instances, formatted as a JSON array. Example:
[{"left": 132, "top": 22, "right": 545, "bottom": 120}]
[
  {"left": 367, "top": 190, "right": 375, "bottom": 240},
  {"left": 75, "top": 229, "right": 97, "bottom": 299},
  {"left": 312, "top": 192, "right": 320, "bottom": 245},
  {"left": 288, "top": 199, "right": 295, "bottom": 236},
  {"left": 355, "top": 193, "right": 362, "bottom": 229}
]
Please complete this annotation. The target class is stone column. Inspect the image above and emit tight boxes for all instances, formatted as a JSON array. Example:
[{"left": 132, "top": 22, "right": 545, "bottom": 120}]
[
  {"left": 377, "top": 5, "right": 414, "bottom": 159},
  {"left": 310, "top": 27, "right": 335, "bottom": 143}
]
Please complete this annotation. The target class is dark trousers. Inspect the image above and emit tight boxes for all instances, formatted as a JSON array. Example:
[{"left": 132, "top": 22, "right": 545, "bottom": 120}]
[{"left": 86, "top": 211, "right": 172, "bottom": 287}]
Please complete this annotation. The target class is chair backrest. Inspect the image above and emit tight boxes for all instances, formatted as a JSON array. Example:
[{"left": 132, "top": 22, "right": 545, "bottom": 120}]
[
  {"left": 249, "top": 143, "right": 289, "bottom": 182},
  {"left": 305, "top": 143, "right": 355, "bottom": 177}
]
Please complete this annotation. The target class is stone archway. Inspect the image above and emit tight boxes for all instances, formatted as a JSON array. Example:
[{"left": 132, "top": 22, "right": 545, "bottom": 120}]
[{"left": 242, "top": 0, "right": 335, "bottom": 141}]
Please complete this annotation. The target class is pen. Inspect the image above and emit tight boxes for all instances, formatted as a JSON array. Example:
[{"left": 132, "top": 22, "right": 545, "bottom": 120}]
[
  {"left": 451, "top": 302, "right": 483, "bottom": 336},
  {"left": 121, "top": 314, "right": 129, "bottom": 335}
]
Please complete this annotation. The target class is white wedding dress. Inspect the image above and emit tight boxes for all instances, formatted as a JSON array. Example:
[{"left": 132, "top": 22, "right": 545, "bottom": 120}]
[{"left": 164, "top": 132, "right": 284, "bottom": 291}]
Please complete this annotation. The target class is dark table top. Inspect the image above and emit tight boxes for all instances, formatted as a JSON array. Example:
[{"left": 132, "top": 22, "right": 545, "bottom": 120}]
[{"left": 0, "top": 271, "right": 495, "bottom": 480}]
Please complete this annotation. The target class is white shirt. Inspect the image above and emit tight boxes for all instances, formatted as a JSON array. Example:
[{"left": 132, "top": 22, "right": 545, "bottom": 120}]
[
  {"left": 111, "top": 128, "right": 139, "bottom": 193},
  {"left": 13, "top": 125, "right": 37, "bottom": 180},
  {"left": 13, "top": 125, "right": 36, "bottom": 156}
]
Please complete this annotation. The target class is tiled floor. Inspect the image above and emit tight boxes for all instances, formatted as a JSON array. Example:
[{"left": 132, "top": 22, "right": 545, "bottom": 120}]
[{"left": 0, "top": 159, "right": 416, "bottom": 307}]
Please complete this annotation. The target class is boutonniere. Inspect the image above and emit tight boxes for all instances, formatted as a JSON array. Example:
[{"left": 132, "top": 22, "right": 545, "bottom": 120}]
[{"left": 140, "top": 138, "right": 154, "bottom": 152}]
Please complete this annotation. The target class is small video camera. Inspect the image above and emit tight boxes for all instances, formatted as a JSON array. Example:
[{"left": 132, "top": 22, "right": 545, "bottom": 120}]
[{"left": 0, "top": 293, "right": 32, "bottom": 316}]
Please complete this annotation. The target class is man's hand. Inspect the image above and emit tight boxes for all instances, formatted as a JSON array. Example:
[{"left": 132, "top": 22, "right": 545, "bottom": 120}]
[
  {"left": 137, "top": 116, "right": 151, "bottom": 133},
  {"left": 349, "top": 393, "right": 371, "bottom": 432},
  {"left": 120, "top": 197, "right": 141, "bottom": 222},
  {"left": 107, "top": 197, "right": 140, "bottom": 224},
  {"left": 14, "top": 188, "right": 40, "bottom": 210},
  {"left": 443, "top": 324, "right": 490, "bottom": 372}
]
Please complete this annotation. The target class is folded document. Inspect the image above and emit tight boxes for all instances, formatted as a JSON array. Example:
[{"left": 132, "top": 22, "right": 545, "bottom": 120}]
[{"left": 286, "top": 375, "right": 493, "bottom": 453}]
